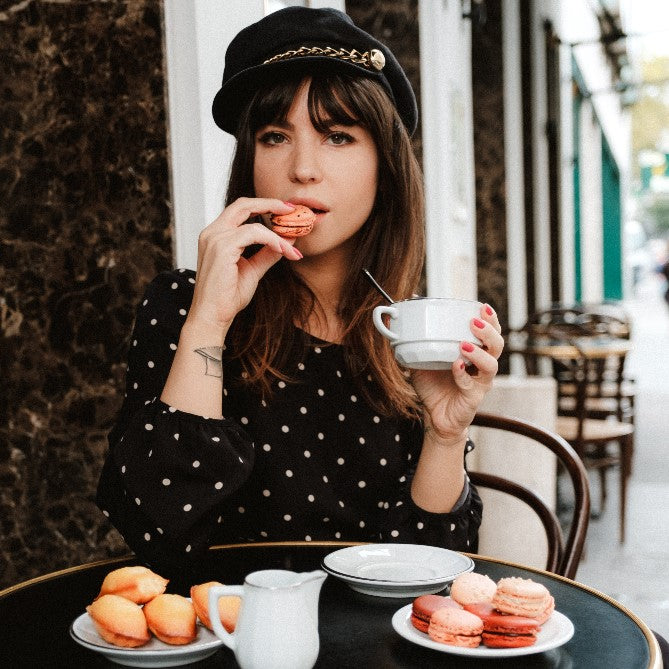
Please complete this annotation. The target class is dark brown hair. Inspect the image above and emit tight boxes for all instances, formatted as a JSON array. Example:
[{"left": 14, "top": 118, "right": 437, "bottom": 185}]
[{"left": 225, "top": 72, "right": 425, "bottom": 417}]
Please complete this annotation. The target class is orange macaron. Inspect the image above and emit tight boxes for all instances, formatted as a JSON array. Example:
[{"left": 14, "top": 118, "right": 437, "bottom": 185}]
[
  {"left": 270, "top": 204, "right": 315, "bottom": 237},
  {"left": 427, "top": 607, "right": 483, "bottom": 648}
]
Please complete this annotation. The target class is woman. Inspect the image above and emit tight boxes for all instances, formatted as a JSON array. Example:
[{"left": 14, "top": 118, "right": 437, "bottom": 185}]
[{"left": 97, "top": 6, "right": 504, "bottom": 577}]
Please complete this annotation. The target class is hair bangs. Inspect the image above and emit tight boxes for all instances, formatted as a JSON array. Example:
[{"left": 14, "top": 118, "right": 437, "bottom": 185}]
[
  {"left": 247, "top": 77, "right": 303, "bottom": 132},
  {"left": 247, "top": 72, "right": 372, "bottom": 135},
  {"left": 306, "top": 75, "right": 361, "bottom": 131}
]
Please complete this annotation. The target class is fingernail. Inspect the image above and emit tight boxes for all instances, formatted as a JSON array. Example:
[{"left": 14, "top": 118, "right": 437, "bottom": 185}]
[
  {"left": 460, "top": 361, "right": 466, "bottom": 370},
  {"left": 485, "top": 304, "right": 493, "bottom": 316},
  {"left": 282, "top": 201, "right": 296, "bottom": 208},
  {"left": 473, "top": 318, "right": 485, "bottom": 329},
  {"left": 293, "top": 247, "right": 303, "bottom": 259},
  {"left": 461, "top": 341, "right": 475, "bottom": 353}
]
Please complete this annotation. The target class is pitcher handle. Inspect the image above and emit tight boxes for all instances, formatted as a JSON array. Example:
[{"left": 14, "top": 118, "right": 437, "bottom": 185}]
[
  {"left": 208, "top": 585, "right": 244, "bottom": 649},
  {"left": 372, "top": 305, "right": 399, "bottom": 341}
]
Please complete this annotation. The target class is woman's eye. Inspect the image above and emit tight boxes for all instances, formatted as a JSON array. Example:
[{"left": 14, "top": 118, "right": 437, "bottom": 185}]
[
  {"left": 327, "top": 131, "right": 354, "bottom": 145},
  {"left": 258, "top": 131, "right": 286, "bottom": 145}
]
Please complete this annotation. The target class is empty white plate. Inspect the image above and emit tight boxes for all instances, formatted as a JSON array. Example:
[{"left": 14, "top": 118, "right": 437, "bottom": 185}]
[{"left": 322, "top": 544, "right": 474, "bottom": 597}]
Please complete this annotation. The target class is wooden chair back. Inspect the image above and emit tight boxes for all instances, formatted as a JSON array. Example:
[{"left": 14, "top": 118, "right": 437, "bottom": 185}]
[{"left": 469, "top": 412, "right": 590, "bottom": 580}]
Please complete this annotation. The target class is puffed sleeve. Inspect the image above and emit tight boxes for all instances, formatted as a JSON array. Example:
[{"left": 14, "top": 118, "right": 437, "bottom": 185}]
[
  {"left": 96, "top": 270, "right": 255, "bottom": 575},
  {"left": 379, "top": 436, "right": 482, "bottom": 552}
]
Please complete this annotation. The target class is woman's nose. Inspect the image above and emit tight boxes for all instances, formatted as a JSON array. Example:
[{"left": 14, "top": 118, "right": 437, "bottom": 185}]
[{"left": 289, "top": 144, "right": 322, "bottom": 183}]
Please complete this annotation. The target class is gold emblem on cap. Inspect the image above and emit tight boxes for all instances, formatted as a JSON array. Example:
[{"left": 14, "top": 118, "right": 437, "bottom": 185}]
[
  {"left": 264, "top": 45, "right": 385, "bottom": 71},
  {"left": 370, "top": 49, "right": 385, "bottom": 70}
]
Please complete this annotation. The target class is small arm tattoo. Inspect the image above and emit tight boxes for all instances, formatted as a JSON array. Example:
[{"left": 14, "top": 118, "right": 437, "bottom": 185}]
[{"left": 194, "top": 346, "right": 223, "bottom": 379}]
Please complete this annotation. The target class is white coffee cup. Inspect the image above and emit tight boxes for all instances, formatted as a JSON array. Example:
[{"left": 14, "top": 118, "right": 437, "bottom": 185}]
[{"left": 373, "top": 297, "right": 483, "bottom": 369}]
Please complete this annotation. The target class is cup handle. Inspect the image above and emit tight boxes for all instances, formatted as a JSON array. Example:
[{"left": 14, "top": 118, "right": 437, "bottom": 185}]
[
  {"left": 208, "top": 585, "right": 244, "bottom": 650},
  {"left": 372, "top": 306, "right": 399, "bottom": 341}
]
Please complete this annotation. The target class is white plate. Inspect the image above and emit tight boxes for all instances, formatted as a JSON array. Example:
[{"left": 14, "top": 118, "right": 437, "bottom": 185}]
[
  {"left": 391, "top": 603, "right": 575, "bottom": 658},
  {"left": 70, "top": 612, "right": 225, "bottom": 668},
  {"left": 322, "top": 544, "right": 474, "bottom": 597}
]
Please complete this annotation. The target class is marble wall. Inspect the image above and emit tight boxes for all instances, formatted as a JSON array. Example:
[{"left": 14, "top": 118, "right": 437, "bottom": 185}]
[{"left": 0, "top": 0, "right": 172, "bottom": 588}]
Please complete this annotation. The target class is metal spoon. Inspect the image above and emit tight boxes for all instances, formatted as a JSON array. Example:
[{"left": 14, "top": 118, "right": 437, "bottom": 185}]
[{"left": 362, "top": 268, "right": 395, "bottom": 304}]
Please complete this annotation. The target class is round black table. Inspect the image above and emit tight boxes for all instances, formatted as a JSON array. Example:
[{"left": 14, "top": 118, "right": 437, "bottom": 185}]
[{"left": 0, "top": 542, "right": 661, "bottom": 668}]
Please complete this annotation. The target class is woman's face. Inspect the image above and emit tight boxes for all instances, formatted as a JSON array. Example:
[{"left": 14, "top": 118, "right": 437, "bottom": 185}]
[{"left": 253, "top": 81, "right": 379, "bottom": 258}]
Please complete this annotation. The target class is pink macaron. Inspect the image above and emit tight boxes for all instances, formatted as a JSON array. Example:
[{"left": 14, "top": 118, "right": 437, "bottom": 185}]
[
  {"left": 427, "top": 607, "right": 483, "bottom": 648},
  {"left": 492, "top": 577, "right": 553, "bottom": 620},
  {"left": 449, "top": 572, "right": 497, "bottom": 606},
  {"left": 410, "top": 595, "right": 461, "bottom": 633}
]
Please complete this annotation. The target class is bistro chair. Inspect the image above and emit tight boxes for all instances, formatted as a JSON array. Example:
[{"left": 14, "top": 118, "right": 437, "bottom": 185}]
[
  {"left": 506, "top": 307, "right": 592, "bottom": 379},
  {"left": 511, "top": 302, "right": 636, "bottom": 424},
  {"left": 549, "top": 344, "right": 635, "bottom": 544},
  {"left": 517, "top": 304, "right": 591, "bottom": 337},
  {"left": 507, "top": 304, "right": 636, "bottom": 543},
  {"left": 556, "top": 303, "right": 636, "bottom": 424},
  {"left": 469, "top": 412, "right": 590, "bottom": 580},
  {"left": 556, "top": 346, "right": 635, "bottom": 424}
]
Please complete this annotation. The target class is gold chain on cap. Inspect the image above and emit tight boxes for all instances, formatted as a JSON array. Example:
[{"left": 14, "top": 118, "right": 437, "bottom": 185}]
[{"left": 263, "top": 46, "right": 385, "bottom": 71}]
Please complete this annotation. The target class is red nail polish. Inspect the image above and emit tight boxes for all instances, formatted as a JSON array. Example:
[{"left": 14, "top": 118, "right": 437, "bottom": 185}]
[
  {"left": 485, "top": 304, "right": 493, "bottom": 316},
  {"left": 461, "top": 341, "right": 475, "bottom": 353},
  {"left": 473, "top": 318, "right": 485, "bottom": 329},
  {"left": 460, "top": 362, "right": 466, "bottom": 370}
]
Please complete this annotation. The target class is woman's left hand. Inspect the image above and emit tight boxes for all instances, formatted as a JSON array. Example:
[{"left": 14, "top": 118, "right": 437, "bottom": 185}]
[{"left": 411, "top": 304, "right": 504, "bottom": 444}]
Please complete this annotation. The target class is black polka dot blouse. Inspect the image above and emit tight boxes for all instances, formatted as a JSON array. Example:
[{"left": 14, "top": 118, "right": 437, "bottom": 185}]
[{"left": 97, "top": 270, "right": 482, "bottom": 575}]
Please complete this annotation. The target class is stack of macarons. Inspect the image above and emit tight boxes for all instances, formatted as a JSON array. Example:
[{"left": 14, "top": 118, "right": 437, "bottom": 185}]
[{"left": 410, "top": 572, "right": 555, "bottom": 649}]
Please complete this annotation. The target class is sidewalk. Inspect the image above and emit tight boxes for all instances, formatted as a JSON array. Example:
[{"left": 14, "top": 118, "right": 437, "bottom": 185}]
[{"left": 574, "top": 273, "right": 669, "bottom": 640}]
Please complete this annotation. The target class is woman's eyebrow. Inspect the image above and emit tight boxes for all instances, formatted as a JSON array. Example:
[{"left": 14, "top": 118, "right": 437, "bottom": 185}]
[
  {"left": 319, "top": 117, "right": 358, "bottom": 128},
  {"left": 261, "top": 118, "right": 293, "bottom": 130}
]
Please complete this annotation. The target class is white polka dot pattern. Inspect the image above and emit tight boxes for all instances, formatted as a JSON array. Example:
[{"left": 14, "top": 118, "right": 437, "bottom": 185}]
[{"left": 97, "top": 269, "right": 482, "bottom": 569}]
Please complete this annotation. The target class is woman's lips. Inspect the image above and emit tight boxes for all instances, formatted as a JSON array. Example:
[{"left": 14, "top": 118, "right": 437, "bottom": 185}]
[{"left": 286, "top": 198, "right": 328, "bottom": 215}]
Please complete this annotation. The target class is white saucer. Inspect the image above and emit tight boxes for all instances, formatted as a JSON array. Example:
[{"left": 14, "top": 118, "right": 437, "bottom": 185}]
[
  {"left": 70, "top": 612, "right": 224, "bottom": 667},
  {"left": 392, "top": 604, "right": 575, "bottom": 658},
  {"left": 322, "top": 544, "right": 474, "bottom": 597}
]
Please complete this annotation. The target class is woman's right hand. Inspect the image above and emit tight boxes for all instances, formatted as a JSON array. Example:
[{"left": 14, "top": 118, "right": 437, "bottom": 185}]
[{"left": 187, "top": 198, "right": 301, "bottom": 334}]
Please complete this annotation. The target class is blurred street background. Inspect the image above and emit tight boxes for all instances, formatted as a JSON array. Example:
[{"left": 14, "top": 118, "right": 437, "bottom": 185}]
[
  {"left": 576, "top": 0, "right": 669, "bottom": 640},
  {"left": 576, "top": 269, "right": 669, "bottom": 640}
]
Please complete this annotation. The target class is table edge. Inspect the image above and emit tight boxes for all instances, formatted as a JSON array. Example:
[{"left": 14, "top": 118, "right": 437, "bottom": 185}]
[{"left": 0, "top": 554, "right": 132, "bottom": 600}]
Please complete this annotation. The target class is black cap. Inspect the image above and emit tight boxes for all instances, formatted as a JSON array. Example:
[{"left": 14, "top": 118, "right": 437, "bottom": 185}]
[{"left": 212, "top": 7, "right": 418, "bottom": 136}]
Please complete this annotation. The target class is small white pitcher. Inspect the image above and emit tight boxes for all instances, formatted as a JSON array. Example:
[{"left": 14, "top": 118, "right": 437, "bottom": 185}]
[{"left": 208, "top": 569, "right": 327, "bottom": 669}]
